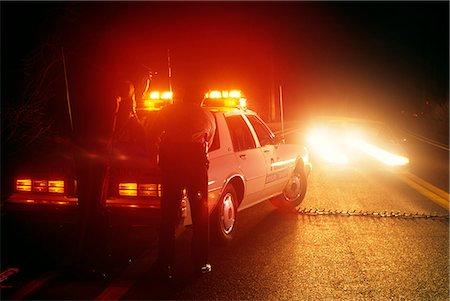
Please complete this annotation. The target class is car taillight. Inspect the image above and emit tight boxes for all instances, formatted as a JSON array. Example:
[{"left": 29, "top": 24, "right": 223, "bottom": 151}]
[
  {"left": 119, "top": 183, "right": 161, "bottom": 197},
  {"left": 49, "top": 180, "right": 65, "bottom": 193},
  {"left": 16, "top": 178, "right": 65, "bottom": 194},
  {"left": 139, "top": 184, "right": 161, "bottom": 197},
  {"left": 119, "top": 183, "right": 137, "bottom": 196},
  {"left": 16, "top": 179, "right": 32, "bottom": 192},
  {"left": 33, "top": 180, "right": 48, "bottom": 192}
]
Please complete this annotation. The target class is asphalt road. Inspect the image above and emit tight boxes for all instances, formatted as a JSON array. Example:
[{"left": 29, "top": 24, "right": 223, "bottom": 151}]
[
  {"left": 2, "top": 156, "right": 448, "bottom": 300},
  {"left": 2, "top": 122, "right": 449, "bottom": 300}
]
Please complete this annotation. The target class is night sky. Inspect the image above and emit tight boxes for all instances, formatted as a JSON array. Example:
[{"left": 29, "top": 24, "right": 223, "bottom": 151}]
[{"left": 2, "top": 1, "right": 449, "bottom": 132}]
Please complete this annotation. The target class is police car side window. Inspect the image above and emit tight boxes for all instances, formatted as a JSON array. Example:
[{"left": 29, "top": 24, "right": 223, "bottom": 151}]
[
  {"left": 226, "top": 115, "right": 256, "bottom": 152},
  {"left": 209, "top": 116, "right": 220, "bottom": 151},
  {"left": 246, "top": 115, "right": 275, "bottom": 146}
]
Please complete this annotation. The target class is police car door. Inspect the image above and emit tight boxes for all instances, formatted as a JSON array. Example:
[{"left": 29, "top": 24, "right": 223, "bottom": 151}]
[
  {"left": 245, "top": 115, "right": 287, "bottom": 198},
  {"left": 225, "top": 114, "right": 266, "bottom": 208}
]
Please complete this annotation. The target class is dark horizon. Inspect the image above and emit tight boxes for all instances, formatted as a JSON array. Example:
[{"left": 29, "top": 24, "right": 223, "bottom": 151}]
[{"left": 2, "top": 1, "right": 449, "bottom": 125}]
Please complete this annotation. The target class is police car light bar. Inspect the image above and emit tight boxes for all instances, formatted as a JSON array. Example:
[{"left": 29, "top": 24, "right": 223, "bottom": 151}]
[
  {"left": 142, "top": 91, "right": 173, "bottom": 110},
  {"left": 203, "top": 90, "right": 247, "bottom": 109},
  {"left": 149, "top": 91, "right": 173, "bottom": 100},
  {"left": 205, "top": 90, "right": 241, "bottom": 99}
]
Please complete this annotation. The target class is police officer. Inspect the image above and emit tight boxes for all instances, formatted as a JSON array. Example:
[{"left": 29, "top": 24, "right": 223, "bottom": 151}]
[{"left": 151, "top": 88, "right": 216, "bottom": 278}]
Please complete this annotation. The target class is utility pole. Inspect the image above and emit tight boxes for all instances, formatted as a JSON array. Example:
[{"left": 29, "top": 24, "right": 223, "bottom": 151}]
[
  {"left": 270, "top": 57, "right": 277, "bottom": 122},
  {"left": 167, "top": 49, "right": 173, "bottom": 93},
  {"left": 279, "top": 85, "right": 285, "bottom": 139}
]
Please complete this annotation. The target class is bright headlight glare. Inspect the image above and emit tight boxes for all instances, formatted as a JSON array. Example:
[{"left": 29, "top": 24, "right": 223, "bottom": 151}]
[
  {"left": 347, "top": 138, "right": 409, "bottom": 166},
  {"left": 306, "top": 129, "right": 348, "bottom": 165}
]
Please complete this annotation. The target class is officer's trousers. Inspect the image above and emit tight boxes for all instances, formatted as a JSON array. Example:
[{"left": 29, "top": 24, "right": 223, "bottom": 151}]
[{"left": 158, "top": 144, "right": 209, "bottom": 269}]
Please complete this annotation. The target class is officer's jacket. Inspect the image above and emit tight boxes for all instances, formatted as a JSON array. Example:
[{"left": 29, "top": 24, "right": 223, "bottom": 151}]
[{"left": 152, "top": 102, "right": 216, "bottom": 147}]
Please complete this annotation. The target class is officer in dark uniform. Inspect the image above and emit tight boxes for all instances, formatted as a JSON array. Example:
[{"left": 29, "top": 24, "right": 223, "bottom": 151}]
[{"left": 151, "top": 89, "right": 216, "bottom": 278}]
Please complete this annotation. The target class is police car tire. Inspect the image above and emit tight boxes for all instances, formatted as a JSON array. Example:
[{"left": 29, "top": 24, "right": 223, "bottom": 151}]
[
  {"left": 270, "top": 167, "right": 307, "bottom": 211},
  {"left": 211, "top": 185, "right": 237, "bottom": 245}
]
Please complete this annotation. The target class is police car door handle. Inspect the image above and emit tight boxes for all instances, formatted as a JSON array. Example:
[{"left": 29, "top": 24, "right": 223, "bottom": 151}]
[
  {"left": 263, "top": 149, "right": 271, "bottom": 153},
  {"left": 239, "top": 154, "right": 247, "bottom": 159}
]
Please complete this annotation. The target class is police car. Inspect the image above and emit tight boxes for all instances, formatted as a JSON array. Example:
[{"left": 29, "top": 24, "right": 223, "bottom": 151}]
[
  {"left": 109, "top": 89, "right": 312, "bottom": 242},
  {"left": 5, "top": 89, "right": 312, "bottom": 243}
]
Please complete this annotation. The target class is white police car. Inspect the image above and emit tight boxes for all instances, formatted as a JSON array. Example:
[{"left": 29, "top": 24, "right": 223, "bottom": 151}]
[
  {"left": 5, "top": 89, "right": 312, "bottom": 244},
  {"left": 200, "top": 90, "right": 312, "bottom": 243}
]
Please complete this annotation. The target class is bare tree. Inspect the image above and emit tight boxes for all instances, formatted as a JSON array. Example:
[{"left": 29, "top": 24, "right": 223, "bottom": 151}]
[{"left": 2, "top": 42, "right": 66, "bottom": 153}]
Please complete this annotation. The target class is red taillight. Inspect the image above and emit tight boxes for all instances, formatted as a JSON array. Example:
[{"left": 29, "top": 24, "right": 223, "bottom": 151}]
[
  {"left": 119, "top": 183, "right": 161, "bottom": 197},
  {"left": 49, "top": 180, "right": 65, "bottom": 193},
  {"left": 16, "top": 178, "right": 65, "bottom": 194},
  {"left": 138, "top": 184, "right": 161, "bottom": 197},
  {"left": 16, "top": 179, "right": 31, "bottom": 192},
  {"left": 32, "top": 180, "right": 48, "bottom": 192},
  {"left": 119, "top": 183, "right": 137, "bottom": 196}
]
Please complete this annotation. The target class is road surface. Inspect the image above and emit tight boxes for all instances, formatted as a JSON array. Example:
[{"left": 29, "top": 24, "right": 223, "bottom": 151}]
[{"left": 1, "top": 126, "right": 448, "bottom": 300}]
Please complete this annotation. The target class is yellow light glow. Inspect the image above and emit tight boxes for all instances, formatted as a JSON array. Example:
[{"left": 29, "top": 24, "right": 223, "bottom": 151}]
[
  {"left": 143, "top": 99, "right": 172, "bottom": 111},
  {"left": 229, "top": 90, "right": 241, "bottom": 98},
  {"left": 144, "top": 100, "right": 156, "bottom": 108},
  {"left": 239, "top": 98, "right": 247, "bottom": 108},
  {"left": 307, "top": 130, "right": 349, "bottom": 165},
  {"left": 225, "top": 98, "right": 237, "bottom": 107},
  {"left": 16, "top": 179, "right": 32, "bottom": 192},
  {"left": 150, "top": 91, "right": 160, "bottom": 99},
  {"left": 209, "top": 91, "right": 222, "bottom": 99},
  {"left": 119, "top": 183, "right": 137, "bottom": 197},
  {"left": 203, "top": 90, "right": 247, "bottom": 109},
  {"left": 161, "top": 91, "right": 173, "bottom": 100},
  {"left": 48, "top": 180, "right": 65, "bottom": 193}
]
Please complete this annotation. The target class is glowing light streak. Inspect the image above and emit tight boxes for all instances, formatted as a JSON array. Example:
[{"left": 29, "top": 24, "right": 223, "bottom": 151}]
[
  {"left": 271, "top": 158, "right": 296, "bottom": 168},
  {"left": 347, "top": 138, "right": 410, "bottom": 166}
]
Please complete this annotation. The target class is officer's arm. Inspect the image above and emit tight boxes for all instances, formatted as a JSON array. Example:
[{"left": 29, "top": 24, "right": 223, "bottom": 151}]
[{"left": 146, "top": 111, "right": 167, "bottom": 153}]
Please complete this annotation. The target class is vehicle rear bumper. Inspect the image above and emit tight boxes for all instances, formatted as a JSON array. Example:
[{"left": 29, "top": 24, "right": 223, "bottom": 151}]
[{"left": 3, "top": 195, "right": 162, "bottom": 227}]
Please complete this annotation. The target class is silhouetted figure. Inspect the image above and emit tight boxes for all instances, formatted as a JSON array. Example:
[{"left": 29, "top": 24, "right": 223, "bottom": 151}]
[
  {"left": 68, "top": 79, "right": 139, "bottom": 280},
  {"left": 151, "top": 91, "right": 216, "bottom": 279},
  {"left": 71, "top": 137, "right": 109, "bottom": 279}
]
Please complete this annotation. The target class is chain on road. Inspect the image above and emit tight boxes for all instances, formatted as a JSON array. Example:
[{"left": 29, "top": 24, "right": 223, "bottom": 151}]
[{"left": 298, "top": 208, "right": 449, "bottom": 219}]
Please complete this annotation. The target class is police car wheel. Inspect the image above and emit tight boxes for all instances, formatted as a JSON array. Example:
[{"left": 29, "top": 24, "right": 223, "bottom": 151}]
[
  {"left": 271, "top": 167, "right": 307, "bottom": 210},
  {"left": 211, "top": 185, "right": 237, "bottom": 245}
]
